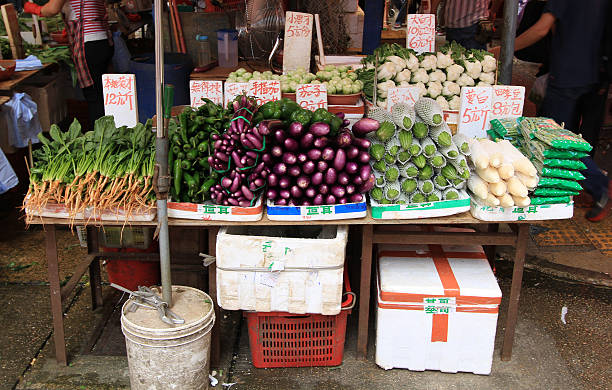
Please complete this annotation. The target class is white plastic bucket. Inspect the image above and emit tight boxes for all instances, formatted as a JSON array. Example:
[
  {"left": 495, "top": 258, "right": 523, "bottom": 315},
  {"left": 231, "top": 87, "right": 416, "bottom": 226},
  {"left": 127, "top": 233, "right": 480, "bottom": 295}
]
[{"left": 121, "top": 286, "right": 215, "bottom": 390}]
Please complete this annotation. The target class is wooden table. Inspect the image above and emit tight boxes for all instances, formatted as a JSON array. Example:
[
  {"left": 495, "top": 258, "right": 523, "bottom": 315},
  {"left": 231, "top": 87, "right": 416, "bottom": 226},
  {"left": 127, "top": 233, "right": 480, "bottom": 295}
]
[
  {"left": 0, "top": 63, "right": 56, "bottom": 94},
  {"left": 32, "top": 210, "right": 530, "bottom": 366},
  {"left": 190, "top": 62, "right": 271, "bottom": 81}
]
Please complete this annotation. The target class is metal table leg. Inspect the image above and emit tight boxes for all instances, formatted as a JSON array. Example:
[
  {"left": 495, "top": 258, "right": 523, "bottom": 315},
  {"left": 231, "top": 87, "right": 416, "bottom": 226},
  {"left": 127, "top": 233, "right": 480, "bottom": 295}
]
[
  {"left": 45, "top": 225, "right": 67, "bottom": 365},
  {"left": 501, "top": 223, "right": 529, "bottom": 361},
  {"left": 207, "top": 226, "right": 220, "bottom": 367},
  {"left": 357, "top": 224, "right": 373, "bottom": 359}
]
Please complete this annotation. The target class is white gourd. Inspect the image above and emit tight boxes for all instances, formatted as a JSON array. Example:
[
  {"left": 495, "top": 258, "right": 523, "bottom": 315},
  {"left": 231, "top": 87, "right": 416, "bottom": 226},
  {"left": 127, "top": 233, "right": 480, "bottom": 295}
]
[{"left": 467, "top": 175, "right": 488, "bottom": 199}]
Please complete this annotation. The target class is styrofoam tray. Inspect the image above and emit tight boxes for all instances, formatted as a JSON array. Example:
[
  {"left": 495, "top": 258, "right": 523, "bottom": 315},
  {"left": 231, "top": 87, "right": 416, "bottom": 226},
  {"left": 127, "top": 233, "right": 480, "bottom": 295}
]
[
  {"left": 168, "top": 195, "right": 263, "bottom": 221},
  {"left": 25, "top": 202, "right": 84, "bottom": 220},
  {"left": 470, "top": 198, "right": 574, "bottom": 221},
  {"left": 266, "top": 198, "right": 367, "bottom": 221},
  {"left": 370, "top": 191, "right": 471, "bottom": 220},
  {"left": 87, "top": 206, "right": 156, "bottom": 222}
]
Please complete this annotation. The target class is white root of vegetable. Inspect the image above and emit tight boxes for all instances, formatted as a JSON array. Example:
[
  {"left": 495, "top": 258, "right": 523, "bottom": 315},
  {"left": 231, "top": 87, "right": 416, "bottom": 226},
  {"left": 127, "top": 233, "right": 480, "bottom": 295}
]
[
  {"left": 498, "top": 163, "right": 515, "bottom": 180},
  {"left": 497, "top": 140, "right": 537, "bottom": 176},
  {"left": 486, "top": 192, "right": 501, "bottom": 207},
  {"left": 479, "top": 139, "right": 502, "bottom": 168},
  {"left": 512, "top": 195, "right": 531, "bottom": 207},
  {"left": 516, "top": 172, "right": 539, "bottom": 189},
  {"left": 498, "top": 193, "right": 515, "bottom": 208},
  {"left": 488, "top": 181, "right": 507, "bottom": 197},
  {"left": 506, "top": 176, "right": 528, "bottom": 197},
  {"left": 476, "top": 166, "right": 501, "bottom": 183},
  {"left": 467, "top": 175, "right": 488, "bottom": 199},
  {"left": 468, "top": 138, "right": 489, "bottom": 170}
]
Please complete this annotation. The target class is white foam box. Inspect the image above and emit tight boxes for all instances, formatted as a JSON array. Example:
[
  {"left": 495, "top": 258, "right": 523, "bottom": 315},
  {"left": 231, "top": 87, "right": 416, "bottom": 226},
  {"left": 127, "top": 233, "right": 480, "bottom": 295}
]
[
  {"left": 216, "top": 225, "right": 348, "bottom": 315},
  {"left": 470, "top": 198, "right": 574, "bottom": 221},
  {"left": 376, "top": 228, "right": 502, "bottom": 375},
  {"left": 370, "top": 191, "right": 471, "bottom": 220},
  {"left": 266, "top": 197, "right": 366, "bottom": 221},
  {"left": 168, "top": 195, "right": 263, "bottom": 221}
]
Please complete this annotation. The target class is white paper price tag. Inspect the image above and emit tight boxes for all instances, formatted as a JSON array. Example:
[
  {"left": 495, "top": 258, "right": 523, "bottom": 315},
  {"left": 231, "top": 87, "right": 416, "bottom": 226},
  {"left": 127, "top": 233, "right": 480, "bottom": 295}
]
[
  {"left": 190, "top": 80, "right": 223, "bottom": 107},
  {"left": 248, "top": 80, "right": 281, "bottom": 106},
  {"left": 387, "top": 87, "right": 421, "bottom": 111},
  {"left": 490, "top": 85, "right": 525, "bottom": 120},
  {"left": 296, "top": 84, "right": 327, "bottom": 111},
  {"left": 224, "top": 82, "right": 248, "bottom": 108},
  {"left": 405, "top": 14, "right": 435, "bottom": 54},
  {"left": 283, "top": 12, "right": 313, "bottom": 73},
  {"left": 457, "top": 86, "right": 493, "bottom": 138},
  {"left": 102, "top": 74, "right": 138, "bottom": 127}
]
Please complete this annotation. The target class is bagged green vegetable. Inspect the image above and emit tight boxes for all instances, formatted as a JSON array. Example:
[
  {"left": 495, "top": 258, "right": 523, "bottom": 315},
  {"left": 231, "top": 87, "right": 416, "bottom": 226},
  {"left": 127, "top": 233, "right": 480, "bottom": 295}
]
[
  {"left": 538, "top": 177, "right": 583, "bottom": 191},
  {"left": 533, "top": 188, "right": 579, "bottom": 197},
  {"left": 490, "top": 118, "right": 518, "bottom": 137},
  {"left": 542, "top": 149, "right": 589, "bottom": 159},
  {"left": 542, "top": 158, "right": 587, "bottom": 170},
  {"left": 541, "top": 167, "right": 585, "bottom": 181},
  {"left": 530, "top": 196, "right": 572, "bottom": 205},
  {"left": 519, "top": 117, "right": 592, "bottom": 152}
]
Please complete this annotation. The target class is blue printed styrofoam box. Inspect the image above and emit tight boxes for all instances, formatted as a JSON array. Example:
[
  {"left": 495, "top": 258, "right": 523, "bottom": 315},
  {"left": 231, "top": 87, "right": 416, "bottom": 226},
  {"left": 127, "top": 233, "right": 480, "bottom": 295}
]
[{"left": 266, "top": 198, "right": 367, "bottom": 221}]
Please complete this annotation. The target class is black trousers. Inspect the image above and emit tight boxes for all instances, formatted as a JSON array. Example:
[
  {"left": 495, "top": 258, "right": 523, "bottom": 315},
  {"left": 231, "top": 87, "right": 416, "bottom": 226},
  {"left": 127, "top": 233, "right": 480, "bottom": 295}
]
[{"left": 82, "top": 39, "right": 114, "bottom": 127}]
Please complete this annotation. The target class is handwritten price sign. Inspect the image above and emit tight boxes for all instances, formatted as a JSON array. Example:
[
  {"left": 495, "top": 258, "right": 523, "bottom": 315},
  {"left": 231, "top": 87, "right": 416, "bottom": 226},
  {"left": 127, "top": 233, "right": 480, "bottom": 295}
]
[
  {"left": 457, "top": 86, "right": 493, "bottom": 138},
  {"left": 248, "top": 80, "right": 281, "bottom": 106},
  {"left": 296, "top": 84, "right": 327, "bottom": 111},
  {"left": 283, "top": 11, "right": 313, "bottom": 73},
  {"left": 490, "top": 85, "right": 525, "bottom": 120},
  {"left": 224, "top": 82, "right": 248, "bottom": 108},
  {"left": 190, "top": 80, "right": 223, "bottom": 108},
  {"left": 102, "top": 74, "right": 138, "bottom": 127},
  {"left": 406, "top": 14, "right": 435, "bottom": 54},
  {"left": 386, "top": 87, "right": 421, "bottom": 111}
]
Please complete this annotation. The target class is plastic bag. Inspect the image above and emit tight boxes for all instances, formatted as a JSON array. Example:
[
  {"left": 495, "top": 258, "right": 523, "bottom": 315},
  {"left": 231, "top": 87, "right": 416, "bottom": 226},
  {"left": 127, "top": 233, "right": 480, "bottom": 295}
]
[
  {"left": 4, "top": 93, "right": 42, "bottom": 148},
  {"left": 532, "top": 160, "right": 586, "bottom": 180},
  {"left": 519, "top": 117, "right": 592, "bottom": 152},
  {"left": 533, "top": 188, "right": 579, "bottom": 197},
  {"left": 530, "top": 196, "right": 571, "bottom": 205},
  {"left": 112, "top": 31, "right": 131, "bottom": 73},
  {"left": 490, "top": 118, "right": 519, "bottom": 137},
  {"left": 0, "top": 147, "right": 18, "bottom": 194},
  {"left": 537, "top": 177, "right": 583, "bottom": 191},
  {"left": 542, "top": 158, "right": 587, "bottom": 170}
]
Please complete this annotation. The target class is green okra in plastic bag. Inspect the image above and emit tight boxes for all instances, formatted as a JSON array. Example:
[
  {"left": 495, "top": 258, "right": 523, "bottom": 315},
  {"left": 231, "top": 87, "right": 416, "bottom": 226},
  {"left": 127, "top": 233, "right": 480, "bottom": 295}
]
[
  {"left": 542, "top": 158, "right": 587, "bottom": 170},
  {"left": 530, "top": 196, "right": 572, "bottom": 205},
  {"left": 533, "top": 188, "right": 579, "bottom": 197},
  {"left": 537, "top": 177, "right": 583, "bottom": 191}
]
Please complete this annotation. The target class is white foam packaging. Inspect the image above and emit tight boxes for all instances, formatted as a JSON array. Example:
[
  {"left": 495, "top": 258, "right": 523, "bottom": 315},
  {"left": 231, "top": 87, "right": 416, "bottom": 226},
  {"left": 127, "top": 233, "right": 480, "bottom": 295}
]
[
  {"left": 216, "top": 225, "right": 348, "bottom": 315},
  {"left": 375, "top": 228, "right": 502, "bottom": 375}
]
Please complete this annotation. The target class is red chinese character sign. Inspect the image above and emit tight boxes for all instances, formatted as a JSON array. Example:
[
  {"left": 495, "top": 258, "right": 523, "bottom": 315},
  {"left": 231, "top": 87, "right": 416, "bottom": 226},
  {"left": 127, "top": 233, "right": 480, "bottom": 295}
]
[
  {"left": 386, "top": 87, "right": 421, "bottom": 111},
  {"left": 283, "top": 11, "right": 313, "bottom": 73},
  {"left": 490, "top": 85, "right": 525, "bottom": 120},
  {"left": 190, "top": 80, "right": 223, "bottom": 108},
  {"left": 247, "top": 80, "right": 281, "bottom": 106},
  {"left": 296, "top": 84, "right": 327, "bottom": 111},
  {"left": 224, "top": 82, "right": 248, "bottom": 108},
  {"left": 102, "top": 74, "right": 138, "bottom": 127},
  {"left": 457, "top": 86, "right": 493, "bottom": 138},
  {"left": 405, "top": 14, "right": 435, "bottom": 54}
]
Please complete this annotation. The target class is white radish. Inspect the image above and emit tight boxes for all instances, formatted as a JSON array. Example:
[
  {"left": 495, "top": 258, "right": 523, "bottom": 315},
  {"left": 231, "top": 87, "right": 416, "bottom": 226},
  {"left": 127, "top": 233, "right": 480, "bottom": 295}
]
[
  {"left": 468, "top": 138, "right": 489, "bottom": 170},
  {"left": 476, "top": 166, "right": 501, "bottom": 183},
  {"left": 498, "top": 193, "right": 515, "bottom": 208},
  {"left": 516, "top": 172, "right": 539, "bottom": 189},
  {"left": 479, "top": 139, "right": 502, "bottom": 168},
  {"left": 512, "top": 195, "right": 531, "bottom": 207},
  {"left": 489, "top": 181, "right": 507, "bottom": 196},
  {"left": 506, "top": 176, "right": 528, "bottom": 197},
  {"left": 486, "top": 192, "right": 501, "bottom": 206},
  {"left": 498, "top": 162, "right": 515, "bottom": 180},
  {"left": 497, "top": 140, "right": 537, "bottom": 176},
  {"left": 467, "top": 175, "right": 488, "bottom": 199}
]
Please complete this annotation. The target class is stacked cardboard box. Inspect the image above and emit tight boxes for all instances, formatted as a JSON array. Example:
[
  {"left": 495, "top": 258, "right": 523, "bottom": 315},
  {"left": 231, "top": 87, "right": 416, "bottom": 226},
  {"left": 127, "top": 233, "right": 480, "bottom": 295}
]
[{"left": 342, "top": 3, "right": 364, "bottom": 49}]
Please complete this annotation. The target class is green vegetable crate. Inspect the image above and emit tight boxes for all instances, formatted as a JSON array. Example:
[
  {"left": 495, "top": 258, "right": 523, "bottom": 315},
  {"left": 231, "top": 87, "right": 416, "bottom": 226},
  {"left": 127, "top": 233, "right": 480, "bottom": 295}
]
[
  {"left": 370, "top": 191, "right": 471, "bottom": 220},
  {"left": 470, "top": 197, "right": 574, "bottom": 221}
]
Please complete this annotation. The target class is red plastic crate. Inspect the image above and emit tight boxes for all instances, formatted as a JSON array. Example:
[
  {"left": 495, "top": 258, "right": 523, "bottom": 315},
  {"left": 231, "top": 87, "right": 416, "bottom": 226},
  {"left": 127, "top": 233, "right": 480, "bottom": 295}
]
[
  {"left": 202, "top": 0, "right": 243, "bottom": 12},
  {"left": 245, "top": 270, "right": 355, "bottom": 368}
]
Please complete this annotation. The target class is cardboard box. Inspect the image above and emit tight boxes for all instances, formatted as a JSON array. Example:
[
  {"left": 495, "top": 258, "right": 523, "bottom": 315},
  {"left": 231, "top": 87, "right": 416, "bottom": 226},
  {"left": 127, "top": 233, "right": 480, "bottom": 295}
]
[
  {"left": 18, "top": 77, "right": 67, "bottom": 132},
  {"left": 343, "top": 7, "right": 364, "bottom": 35}
]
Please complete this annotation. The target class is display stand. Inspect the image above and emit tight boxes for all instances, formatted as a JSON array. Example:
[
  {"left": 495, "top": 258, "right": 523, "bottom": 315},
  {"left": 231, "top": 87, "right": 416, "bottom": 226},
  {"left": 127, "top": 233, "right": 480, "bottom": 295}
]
[{"left": 34, "top": 211, "right": 531, "bottom": 366}]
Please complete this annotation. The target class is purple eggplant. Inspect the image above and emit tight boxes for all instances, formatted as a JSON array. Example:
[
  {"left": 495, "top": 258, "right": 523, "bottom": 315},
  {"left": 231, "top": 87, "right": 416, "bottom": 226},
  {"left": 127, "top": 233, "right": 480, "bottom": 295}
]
[
  {"left": 358, "top": 151, "right": 370, "bottom": 164},
  {"left": 271, "top": 145, "right": 283, "bottom": 157},
  {"left": 322, "top": 147, "right": 335, "bottom": 161},
  {"left": 342, "top": 119, "right": 350, "bottom": 127},
  {"left": 305, "top": 187, "right": 316, "bottom": 198},
  {"left": 351, "top": 118, "right": 379, "bottom": 137},
  {"left": 302, "top": 200, "right": 312, "bottom": 206},
  {"left": 333, "top": 149, "right": 346, "bottom": 171},
  {"left": 279, "top": 177, "right": 290, "bottom": 189},
  {"left": 309, "top": 122, "right": 331, "bottom": 137},
  {"left": 274, "top": 130, "right": 286, "bottom": 143},
  {"left": 352, "top": 175, "right": 364, "bottom": 186},
  {"left": 302, "top": 161, "right": 316, "bottom": 175},
  {"left": 311, "top": 172, "right": 324, "bottom": 186},
  {"left": 284, "top": 138, "right": 299, "bottom": 152},
  {"left": 345, "top": 184, "right": 356, "bottom": 195},
  {"left": 337, "top": 172, "right": 350, "bottom": 186},
  {"left": 297, "top": 153, "right": 308, "bottom": 163},
  {"left": 280, "top": 190, "right": 291, "bottom": 199},
  {"left": 335, "top": 112, "right": 345, "bottom": 119},
  {"left": 336, "top": 131, "right": 352, "bottom": 148},
  {"left": 276, "top": 199, "right": 288, "bottom": 206},
  {"left": 359, "top": 165, "right": 372, "bottom": 182},
  {"left": 313, "top": 194, "right": 324, "bottom": 205},
  {"left": 346, "top": 146, "right": 359, "bottom": 160},
  {"left": 297, "top": 175, "right": 310, "bottom": 189},
  {"left": 338, "top": 197, "right": 347, "bottom": 204},
  {"left": 283, "top": 153, "right": 297, "bottom": 165},
  {"left": 308, "top": 148, "right": 322, "bottom": 161},
  {"left": 359, "top": 173, "right": 376, "bottom": 193},
  {"left": 352, "top": 137, "right": 371, "bottom": 150},
  {"left": 350, "top": 194, "right": 364, "bottom": 203},
  {"left": 318, "top": 184, "right": 329, "bottom": 195},
  {"left": 331, "top": 185, "right": 346, "bottom": 199},
  {"left": 228, "top": 198, "right": 239, "bottom": 206},
  {"left": 288, "top": 165, "right": 301, "bottom": 177},
  {"left": 221, "top": 177, "right": 232, "bottom": 188},
  {"left": 273, "top": 163, "right": 287, "bottom": 175},
  {"left": 313, "top": 137, "right": 329, "bottom": 149},
  {"left": 325, "top": 168, "right": 337, "bottom": 185},
  {"left": 241, "top": 185, "right": 254, "bottom": 200},
  {"left": 267, "top": 173, "right": 279, "bottom": 187},
  {"left": 261, "top": 153, "right": 272, "bottom": 164},
  {"left": 288, "top": 122, "right": 304, "bottom": 137},
  {"left": 290, "top": 185, "right": 303, "bottom": 199},
  {"left": 345, "top": 161, "right": 359, "bottom": 174},
  {"left": 300, "top": 133, "right": 314, "bottom": 149},
  {"left": 317, "top": 161, "right": 328, "bottom": 172},
  {"left": 325, "top": 195, "right": 337, "bottom": 205}
]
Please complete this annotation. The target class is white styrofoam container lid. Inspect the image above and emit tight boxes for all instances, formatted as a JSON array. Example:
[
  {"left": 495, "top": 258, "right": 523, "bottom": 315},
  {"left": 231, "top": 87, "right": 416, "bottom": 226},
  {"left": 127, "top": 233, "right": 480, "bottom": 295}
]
[{"left": 378, "top": 244, "right": 501, "bottom": 301}]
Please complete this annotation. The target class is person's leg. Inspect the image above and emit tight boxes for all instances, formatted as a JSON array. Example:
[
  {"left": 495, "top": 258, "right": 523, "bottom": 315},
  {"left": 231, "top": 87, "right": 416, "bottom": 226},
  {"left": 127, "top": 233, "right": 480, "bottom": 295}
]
[
  {"left": 581, "top": 156, "right": 611, "bottom": 221},
  {"left": 395, "top": 0, "right": 408, "bottom": 26},
  {"left": 445, "top": 24, "right": 485, "bottom": 50},
  {"left": 83, "top": 39, "right": 114, "bottom": 126},
  {"left": 577, "top": 83, "right": 609, "bottom": 153},
  {"left": 538, "top": 82, "right": 584, "bottom": 130}
]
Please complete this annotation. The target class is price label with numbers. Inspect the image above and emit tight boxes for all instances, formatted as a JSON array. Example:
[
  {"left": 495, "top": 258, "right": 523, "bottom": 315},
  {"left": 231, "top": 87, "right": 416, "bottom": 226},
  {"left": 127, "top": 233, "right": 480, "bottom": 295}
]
[
  {"left": 248, "top": 80, "right": 281, "bottom": 106},
  {"left": 283, "top": 11, "right": 313, "bottom": 73},
  {"left": 386, "top": 87, "right": 421, "bottom": 111},
  {"left": 405, "top": 14, "right": 435, "bottom": 54},
  {"left": 457, "top": 86, "right": 493, "bottom": 138},
  {"left": 490, "top": 85, "right": 525, "bottom": 120},
  {"left": 190, "top": 80, "right": 223, "bottom": 108},
  {"left": 296, "top": 84, "right": 327, "bottom": 111},
  {"left": 102, "top": 74, "right": 138, "bottom": 127},
  {"left": 224, "top": 82, "right": 248, "bottom": 108}
]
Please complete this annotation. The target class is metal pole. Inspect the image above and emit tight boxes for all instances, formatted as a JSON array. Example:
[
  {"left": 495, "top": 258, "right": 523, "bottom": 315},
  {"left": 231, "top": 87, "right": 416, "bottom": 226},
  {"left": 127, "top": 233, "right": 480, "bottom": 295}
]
[
  {"left": 498, "top": 0, "right": 518, "bottom": 85},
  {"left": 154, "top": 0, "right": 172, "bottom": 306}
]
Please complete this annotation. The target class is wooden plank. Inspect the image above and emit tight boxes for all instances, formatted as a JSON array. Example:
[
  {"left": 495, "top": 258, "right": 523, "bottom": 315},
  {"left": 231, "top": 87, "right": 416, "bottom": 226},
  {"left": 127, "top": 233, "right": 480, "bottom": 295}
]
[
  {"left": 190, "top": 62, "right": 269, "bottom": 81},
  {"left": 1, "top": 4, "right": 24, "bottom": 59},
  {"left": 207, "top": 227, "right": 220, "bottom": 368},
  {"left": 60, "top": 255, "right": 96, "bottom": 301},
  {"left": 357, "top": 224, "right": 373, "bottom": 359},
  {"left": 0, "top": 63, "right": 55, "bottom": 93}
]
